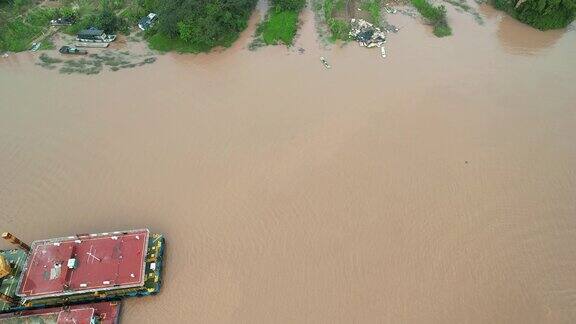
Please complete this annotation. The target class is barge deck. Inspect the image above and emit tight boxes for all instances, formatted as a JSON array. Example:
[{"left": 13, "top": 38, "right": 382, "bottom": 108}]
[
  {"left": 0, "top": 229, "right": 164, "bottom": 313},
  {"left": 0, "top": 301, "right": 121, "bottom": 323}
]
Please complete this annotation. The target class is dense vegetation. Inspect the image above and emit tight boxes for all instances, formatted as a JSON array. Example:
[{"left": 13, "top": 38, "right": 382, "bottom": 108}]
[
  {"left": 258, "top": 0, "right": 305, "bottom": 45},
  {"left": 65, "top": 2, "right": 128, "bottom": 35},
  {"left": 493, "top": 0, "right": 575, "bottom": 30},
  {"left": 410, "top": 0, "right": 452, "bottom": 37},
  {"left": 149, "top": 0, "right": 257, "bottom": 52}
]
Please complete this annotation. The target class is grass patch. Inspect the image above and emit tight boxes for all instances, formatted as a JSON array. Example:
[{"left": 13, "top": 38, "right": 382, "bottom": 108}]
[
  {"left": 38, "top": 38, "right": 56, "bottom": 50},
  {"left": 361, "top": 0, "right": 382, "bottom": 25},
  {"left": 410, "top": 0, "right": 452, "bottom": 37},
  {"left": 260, "top": 10, "right": 299, "bottom": 45},
  {"left": 0, "top": 6, "right": 58, "bottom": 52},
  {"left": 323, "top": 0, "right": 350, "bottom": 41},
  {"left": 0, "top": 19, "right": 43, "bottom": 52}
]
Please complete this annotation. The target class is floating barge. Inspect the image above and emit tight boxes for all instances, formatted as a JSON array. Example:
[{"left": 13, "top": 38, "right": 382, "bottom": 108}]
[
  {"left": 0, "top": 229, "right": 164, "bottom": 313},
  {"left": 0, "top": 301, "right": 120, "bottom": 323}
]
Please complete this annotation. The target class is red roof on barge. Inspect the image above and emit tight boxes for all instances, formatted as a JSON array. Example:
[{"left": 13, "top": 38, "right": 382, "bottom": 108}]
[
  {"left": 0, "top": 301, "right": 120, "bottom": 323},
  {"left": 16, "top": 229, "right": 149, "bottom": 300}
]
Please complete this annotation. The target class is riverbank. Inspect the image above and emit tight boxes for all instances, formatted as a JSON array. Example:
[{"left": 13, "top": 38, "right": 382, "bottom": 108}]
[{"left": 3, "top": 0, "right": 574, "bottom": 58}]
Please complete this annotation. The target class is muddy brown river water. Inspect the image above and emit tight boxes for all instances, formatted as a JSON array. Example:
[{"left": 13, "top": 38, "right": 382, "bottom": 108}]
[{"left": 1, "top": 5, "right": 576, "bottom": 323}]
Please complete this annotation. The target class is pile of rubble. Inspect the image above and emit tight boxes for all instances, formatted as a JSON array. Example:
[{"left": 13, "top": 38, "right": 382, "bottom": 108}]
[{"left": 349, "top": 19, "right": 386, "bottom": 48}]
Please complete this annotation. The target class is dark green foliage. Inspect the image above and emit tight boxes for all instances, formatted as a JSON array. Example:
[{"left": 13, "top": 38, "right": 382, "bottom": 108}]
[
  {"left": 271, "top": 0, "right": 306, "bottom": 11},
  {"left": 493, "top": 0, "right": 575, "bottom": 29},
  {"left": 152, "top": 0, "right": 257, "bottom": 52},
  {"left": 411, "top": 0, "right": 452, "bottom": 36},
  {"left": 93, "top": 4, "right": 127, "bottom": 33},
  {"left": 517, "top": 0, "right": 575, "bottom": 29}
]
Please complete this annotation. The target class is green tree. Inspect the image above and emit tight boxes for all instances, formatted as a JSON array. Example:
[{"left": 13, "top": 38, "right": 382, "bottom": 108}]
[
  {"left": 494, "top": 0, "right": 575, "bottom": 29},
  {"left": 271, "top": 0, "right": 306, "bottom": 11},
  {"left": 156, "top": 0, "right": 257, "bottom": 51},
  {"left": 517, "top": 0, "right": 575, "bottom": 29},
  {"left": 92, "top": 2, "right": 127, "bottom": 33}
]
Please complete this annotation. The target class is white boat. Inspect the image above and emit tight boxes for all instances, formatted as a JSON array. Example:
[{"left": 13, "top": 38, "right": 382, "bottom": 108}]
[{"left": 77, "top": 29, "right": 117, "bottom": 43}]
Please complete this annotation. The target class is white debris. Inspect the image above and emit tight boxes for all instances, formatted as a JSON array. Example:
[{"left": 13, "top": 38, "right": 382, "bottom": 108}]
[{"left": 349, "top": 19, "right": 387, "bottom": 48}]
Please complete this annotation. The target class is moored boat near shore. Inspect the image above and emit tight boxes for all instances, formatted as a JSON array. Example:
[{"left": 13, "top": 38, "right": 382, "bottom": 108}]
[
  {"left": 59, "top": 46, "right": 88, "bottom": 55},
  {"left": 76, "top": 29, "right": 117, "bottom": 43}
]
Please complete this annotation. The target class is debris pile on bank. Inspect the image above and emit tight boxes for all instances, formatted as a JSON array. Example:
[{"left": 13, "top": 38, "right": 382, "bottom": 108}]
[{"left": 349, "top": 19, "right": 386, "bottom": 48}]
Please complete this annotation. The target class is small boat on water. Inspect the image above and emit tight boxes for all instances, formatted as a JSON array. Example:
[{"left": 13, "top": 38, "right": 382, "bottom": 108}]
[
  {"left": 59, "top": 46, "right": 88, "bottom": 55},
  {"left": 320, "top": 56, "right": 331, "bottom": 69},
  {"left": 381, "top": 46, "right": 387, "bottom": 58},
  {"left": 77, "top": 28, "right": 117, "bottom": 43}
]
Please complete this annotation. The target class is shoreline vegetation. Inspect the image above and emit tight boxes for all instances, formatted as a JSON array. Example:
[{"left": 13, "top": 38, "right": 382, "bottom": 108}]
[
  {"left": 492, "top": 0, "right": 575, "bottom": 30},
  {"left": 0, "top": 0, "right": 142, "bottom": 52},
  {"left": 361, "top": 0, "right": 382, "bottom": 26},
  {"left": 256, "top": 0, "right": 306, "bottom": 46},
  {"left": 147, "top": 0, "right": 257, "bottom": 53},
  {"left": 1, "top": 0, "right": 574, "bottom": 54},
  {"left": 410, "top": 0, "right": 452, "bottom": 37}
]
